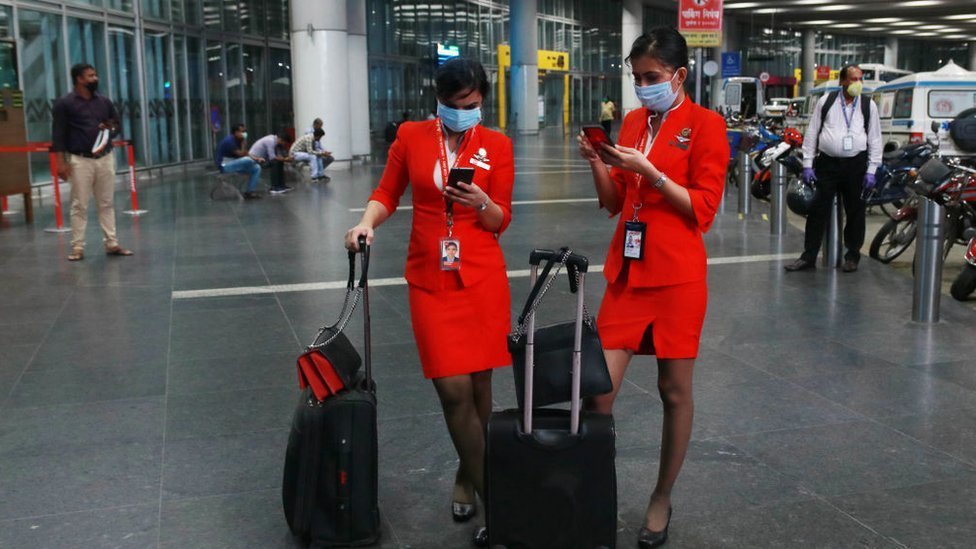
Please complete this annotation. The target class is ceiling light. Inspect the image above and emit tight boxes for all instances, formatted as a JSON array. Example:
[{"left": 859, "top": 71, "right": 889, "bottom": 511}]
[
  {"left": 889, "top": 30, "right": 914, "bottom": 35},
  {"left": 901, "top": 0, "right": 943, "bottom": 6},
  {"left": 815, "top": 5, "right": 854, "bottom": 11},
  {"left": 918, "top": 25, "right": 949, "bottom": 30},
  {"left": 792, "top": 0, "right": 831, "bottom": 4},
  {"left": 833, "top": 23, "right": 859, "bottom": 28},
  {"left": 804, "top": 20, "right": 835, "bottom": 25},
  {"left": 755, "top": 8, "right": 779, "bottom": 14},
  {"left": 914, "top": 32, "right": 937, "bottom": 37},
  {"left": 866, "top": 18, "right": 902, "bottom": 23},
  {"left": 943, "top": 34, "right": 968, "bottom": 39},
  {"left": 935, "top": 27, "right": 965, "bottom": 33},
  {"left": 890, "top": 21, "right": 917, "bottom": 26},
  {"left": 943, "top": 14, "right": 976, "bottom": 20},
  {"left": 724, "top": 2, "right": 762, "bottom": 8}
]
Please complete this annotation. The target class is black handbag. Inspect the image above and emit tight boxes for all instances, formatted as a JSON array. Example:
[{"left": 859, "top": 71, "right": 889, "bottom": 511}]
[{"left": 508, "top": 248, "right": 612, "bottom": 409}]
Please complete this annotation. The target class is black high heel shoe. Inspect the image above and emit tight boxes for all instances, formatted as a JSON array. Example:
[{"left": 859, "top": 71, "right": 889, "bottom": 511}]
[
  {"left": 452, "top": 500, "right": 477, "bottom": 522},
  {"left": 472, "top": 526, "right": 488, "bottom": 547},
  {"left": 637, "top": 506, "right": 672, "bottom": 549}
]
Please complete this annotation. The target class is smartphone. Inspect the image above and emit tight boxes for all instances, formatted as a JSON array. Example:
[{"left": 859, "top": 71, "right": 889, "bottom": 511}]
[
  {"left": 447, "top": 167, "right": 475, "bottom": 189},
  {"left": 582, "top": 125, "right": 614, "bottom": 150}
]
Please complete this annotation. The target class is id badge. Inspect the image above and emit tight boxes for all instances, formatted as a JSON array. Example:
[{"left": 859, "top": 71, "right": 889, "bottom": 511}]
[
  {"left": 842, "top": 135, "right": 854, "bottom": 152},
  {"left": 623, "top": 221, "right": 646, "bottom": 260},
  {"left": 440, "top": 238, "right": 461, "bottom": 271}
]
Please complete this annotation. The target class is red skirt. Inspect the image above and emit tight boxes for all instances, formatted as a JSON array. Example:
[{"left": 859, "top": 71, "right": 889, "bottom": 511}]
[
  {"left": 597, "top": 272, "right": 707, "bottom": 359},
  {"left": 408, "top": 269, "right": 512, "bottom": 379}
]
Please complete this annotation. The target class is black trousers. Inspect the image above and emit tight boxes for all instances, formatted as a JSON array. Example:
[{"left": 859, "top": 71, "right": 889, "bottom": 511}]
[
  {"left": 267, "top": 159, "right": 286, "bottom": 189},
  {"left": 601, "top": 120, "right": 612, "bottom": 135},
  {"left": 801, "top": 152, "right": 868, "bottom": 263}
]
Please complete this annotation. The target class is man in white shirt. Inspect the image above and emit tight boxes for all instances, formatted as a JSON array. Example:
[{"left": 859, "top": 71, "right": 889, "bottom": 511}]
[{"left": 786, "top": 64, "right": 882, "bottom": 273}]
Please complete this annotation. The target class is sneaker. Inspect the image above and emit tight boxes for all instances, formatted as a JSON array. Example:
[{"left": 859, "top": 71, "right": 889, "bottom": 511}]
[
  {"left": 269, "top": 186, "right": 293, "bottom": 195},
  {"left": 243, "top": 191, "right": 262, "bottom": 199}
]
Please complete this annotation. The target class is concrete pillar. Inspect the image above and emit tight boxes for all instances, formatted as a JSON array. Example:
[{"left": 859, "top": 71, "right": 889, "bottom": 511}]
[
  {"left": 969, "top": 42, "right": 976, "bottom": 72},
  {"left": 347, "top": 0, "right": 370, "bottom": 158},
  {"left": 884, "top": 37, "right": 899, "bottom": 68},
  {"left": 621, "top": 0, "right": 642, "bottom": 116},
  {"left": 510, "top": 0, "right": 539, "bottom": 135},
  {"left": 801, "top": 29, "right": 816, "bottom": 97},
  {"left": 290, "top": 0, "right": 351, "bottom": 167}
]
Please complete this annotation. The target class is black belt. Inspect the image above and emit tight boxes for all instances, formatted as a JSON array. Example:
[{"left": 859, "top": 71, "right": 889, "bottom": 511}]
[{"left": 71, "top": 149, "right": 112, "bottom": 159}]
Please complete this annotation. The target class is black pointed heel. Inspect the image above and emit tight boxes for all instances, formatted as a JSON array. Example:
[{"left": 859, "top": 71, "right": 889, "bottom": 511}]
[
  {"left": 637, "top": 506, "right": 672, "bottom": 549},
  {"left": 452, "top": 501, "right": 476, "bottom": 522}
]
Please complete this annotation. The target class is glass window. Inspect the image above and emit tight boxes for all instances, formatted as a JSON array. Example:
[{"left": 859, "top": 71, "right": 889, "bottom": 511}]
[
  {"left": 170, "top": 0, "right": 184, "bottom": 22},
  {"left": 206, "top": 40, "right": 226, "bottom": 153},
  {"left": 144, "top": 30, "right": 176, "bottom": 164},
  {"left": 108, "top": 25, "right": 146, "bottom": 167},
  {"left": 268, "top": 48, "right": 292, "bottom": 135},
  {"left": 174, "top": 35, "right": 190, "bottom": 161},
  {"left": 225, "top": 43, "right": 244, "bottom": 132},
  {"left": 19, "top": 9, "right": 65, "bottom": 183},
  {"left": 0, "top": 5, "right": 12, "bottom": 39},
  {"left": 223, "top": 0, "right": 240, "bottom": 34},
  {"left": 203, "top": 0, "right": 222, "bottom": 30},
  {"left": 185, "top": 0, "right": 202, "bottom": 26},
  {"left": 267, "top": 0, "right": 290, "bottom": 40},
  {"left": 141, "top": 0, "right": 168, "bottom": 19},
  {"left": 185, "top": 37, "right": 208, "bottom": 159},
  {"left": 893, "top": 89, "right": 913, "bottom": 119},
  {"left": 67, "top": 18, "right": 107, "bottom": 77},
  {"left": 243, "top": 45, "right": 267, "bottom": 136},
  {"left": 240, "top": 0, "right": 266, "bottom": 36},
  {"left": 108, "top": 0, "right": 135, "bottom": 11},
  {"left": 928, "top": 90, "right": 976, "bottom": 119},
  {"left": 0, "top": 41, "right": 16, "bottom": 90}
]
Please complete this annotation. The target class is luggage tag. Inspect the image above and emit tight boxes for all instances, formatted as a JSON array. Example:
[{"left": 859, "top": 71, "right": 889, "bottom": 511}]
[
  {"left": 842, "top": 135, "right": 854, "bottom": 152},
  {"left": 440, "top": 238, "right": 461, "bottom": 271}
]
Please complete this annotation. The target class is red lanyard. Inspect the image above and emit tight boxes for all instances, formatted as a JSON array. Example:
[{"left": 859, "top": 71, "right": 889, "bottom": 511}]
[
  {"left": 630, "top": 112, "right": 657, "bottom": 221},
  {"left": 434, "top": 119, "right": 475, "bottom": 236}
]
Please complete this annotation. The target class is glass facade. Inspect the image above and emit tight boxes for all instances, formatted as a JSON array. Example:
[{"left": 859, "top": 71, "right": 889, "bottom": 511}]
[
  {"left": 366, "top": 0, "right": 623, "bottom": 133},
  {"left": 1, "top": 0, "right": 292, "bottom": 183}
]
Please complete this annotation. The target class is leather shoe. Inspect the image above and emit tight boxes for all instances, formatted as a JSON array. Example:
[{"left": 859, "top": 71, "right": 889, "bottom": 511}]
[
  {"left": 784, "top": 258, "right": 816, "bottom": 272},
  {"left": 472, "top": 526, "right": 488, "bottom": 547},
  {"left": 637, "top": 507, "right": 672, "bottom": 549},
  {"left": 452, "top": 501, "right": 476, "bottom": 522},
  {"left": 841, "top": 259, "right": 859, "bottom": 273}
]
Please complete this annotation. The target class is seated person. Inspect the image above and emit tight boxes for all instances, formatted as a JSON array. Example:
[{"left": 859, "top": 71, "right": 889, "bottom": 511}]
[
  {"left": 248, "top": 130, "right": 294, "bottom": 194},
  {"left": 215, "top": 123, "right": 262, "bottom": 199},
  {"left": 290, "top": 128, "right": 335, "bottom": 181}
]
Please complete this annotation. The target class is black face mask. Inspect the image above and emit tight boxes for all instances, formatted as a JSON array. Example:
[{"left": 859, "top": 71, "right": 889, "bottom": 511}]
[{"left": 85, "top": 81, "right": 99, "bottom": 94}]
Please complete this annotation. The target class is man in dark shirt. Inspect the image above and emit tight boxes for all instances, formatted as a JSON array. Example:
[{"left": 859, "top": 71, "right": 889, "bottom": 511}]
[
  {"left": 51, "top": 63, "right": 132, "bottom": 261},
  {"left": 215, "top": 123, "right": 262, "bottom": 199}
]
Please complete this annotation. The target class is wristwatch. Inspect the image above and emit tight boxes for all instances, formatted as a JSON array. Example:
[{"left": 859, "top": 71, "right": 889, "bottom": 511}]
[
  {"left": 653, "top": 174, "right": 668, "bottom": 189},
  {"left": 477, "top": 198, "right": 490, "bottom": 212}
]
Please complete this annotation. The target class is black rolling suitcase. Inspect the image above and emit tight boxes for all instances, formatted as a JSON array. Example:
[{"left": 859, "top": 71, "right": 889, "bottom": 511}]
[
  {"left": 283, "top": 239, "right": 380, "bottom": 547},
  {"left": 486, "top": 249, "right": 617, "bottom": 549}
]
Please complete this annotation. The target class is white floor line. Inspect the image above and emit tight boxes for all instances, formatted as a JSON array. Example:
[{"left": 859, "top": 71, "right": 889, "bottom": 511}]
[
  {"left": 172, "top": 252, "right": 798, "bottom": 300},
  {"left": 348, "top": 197, "right": 598, "bottom": 212}
]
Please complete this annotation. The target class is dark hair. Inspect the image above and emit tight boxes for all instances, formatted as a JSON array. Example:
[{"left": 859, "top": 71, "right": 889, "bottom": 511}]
[
  {"left": 313, "top": 118, "right": 323, "bottom": 126},
  {"left": 435, "top": 58, "right": 489, "bottom": 100},
  {"left": 277, "top": 128, "right": 292, "bottom": 142},
  {"left": 231, "top": 123, "right": 246, "bottom": 134},
  {"left": 70, "top": 63, "right": 95, "bottom": 84},
  {"left": 313, "top": 128, "right": 325, "bottom": 139},
  {"left": 626, "top": 26, "right": 689, "bottom": 72},
  {"left": 445, "top": 241, "right": 458, "bottom": 250},
  {"left": 839, "top": 64, "right": 860, "bottom": 81}
]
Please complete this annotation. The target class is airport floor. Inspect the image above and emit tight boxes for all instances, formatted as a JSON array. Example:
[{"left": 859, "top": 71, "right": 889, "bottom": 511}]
[{"left": 2, "top": 131, "right": 976, "bottom": 549}]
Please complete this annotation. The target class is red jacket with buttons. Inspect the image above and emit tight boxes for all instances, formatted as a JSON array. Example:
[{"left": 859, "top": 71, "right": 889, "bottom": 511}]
[
  {"left": 369, "top": 120, "right": 514, "bottom": 291},
  {"left": 603, "top": 101, "right": 729, "bottom": 288}
]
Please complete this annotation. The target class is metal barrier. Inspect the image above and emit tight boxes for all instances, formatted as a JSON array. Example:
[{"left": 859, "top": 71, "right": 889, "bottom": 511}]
[
  {"left": 821, "top": 196, "right": 842, "bottom": 268},
  {"left": 738, "top": 151, "right": 751, "bottom": 216},
  {"left": 770, "top": 161, "right": 787, "bottom": 235},
  {"left": 0, "top": 141, "right": 142, "bottom": 232},
  {"left": 912, "top": 196, "right": 945, "bottom": 323}
]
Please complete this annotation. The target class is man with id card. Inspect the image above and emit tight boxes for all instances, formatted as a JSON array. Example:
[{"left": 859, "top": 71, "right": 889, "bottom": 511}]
[{"left": 786, "top": 64, "right": 882, "bottom": 273}]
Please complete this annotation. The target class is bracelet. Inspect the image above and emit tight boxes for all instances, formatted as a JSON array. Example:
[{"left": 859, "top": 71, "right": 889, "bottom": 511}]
[
  {"left": 477, "top": 198, "right": 490, "bottom": 212},
  {"left": 653, "top": 174, "right": 668, "bottom": 189}
]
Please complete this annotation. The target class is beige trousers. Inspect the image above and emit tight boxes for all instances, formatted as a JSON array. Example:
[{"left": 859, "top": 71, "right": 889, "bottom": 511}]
[{"left": 68, "top": 153, "right": 119, "bottom": 251}]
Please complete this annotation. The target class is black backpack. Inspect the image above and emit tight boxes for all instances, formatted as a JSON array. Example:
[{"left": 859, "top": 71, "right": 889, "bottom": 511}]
[{"left": 383, "top": 121, "right": 399, "bottom": 143}]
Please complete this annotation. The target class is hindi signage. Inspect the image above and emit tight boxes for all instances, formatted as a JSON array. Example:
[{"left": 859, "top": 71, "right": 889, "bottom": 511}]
[{"left": 678, "top": 0, "right": 724, "bottom": 48}]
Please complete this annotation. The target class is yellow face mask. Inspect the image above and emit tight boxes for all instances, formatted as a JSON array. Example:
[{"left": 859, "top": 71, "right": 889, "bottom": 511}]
[{"left": 846, "top": 81, "right": 863, "bottom": 97}]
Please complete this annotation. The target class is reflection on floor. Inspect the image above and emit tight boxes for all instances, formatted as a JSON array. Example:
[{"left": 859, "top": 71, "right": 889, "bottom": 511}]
[{"left": 1, "top": 131, "right": 975, "bottom": 548}]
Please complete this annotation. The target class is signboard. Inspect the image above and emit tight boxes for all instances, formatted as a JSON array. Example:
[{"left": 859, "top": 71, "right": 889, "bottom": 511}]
[
  {"left": 816, "top": 65, "right": 831, "bottom": 80},
  {"left": 436, "top": 43, "right": 460, "bottom": 65},
  {"left": 703, "top": 60, "right": 719, "bottom": 77},
  {"left": 497, "top": 45, "right": 570, "bottom": 72},
  {"left": 678, "top": 0, "right": 724, "bottom": 48},
  {"left": 721, "top": 51, "right": 740, "bottom": 78},
  {"left": 759, "top": 72, "right": 770, "bottom": 83}
]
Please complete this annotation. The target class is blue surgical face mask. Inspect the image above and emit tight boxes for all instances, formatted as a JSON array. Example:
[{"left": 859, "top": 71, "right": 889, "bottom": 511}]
[
  {"left": 437, "top": 101, "right": 481, "bottom": 132},
  {"left": 634, "top": 73, "right": 679, "bottom": 113}
]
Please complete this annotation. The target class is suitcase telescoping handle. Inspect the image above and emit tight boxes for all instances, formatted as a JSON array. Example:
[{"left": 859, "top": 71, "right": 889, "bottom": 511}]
[
  {"left": 522, "top": 248, "right": 590, "bottom": 436},
  {"left": 357, "top": 235, "right": 373, "bottom": 390}
]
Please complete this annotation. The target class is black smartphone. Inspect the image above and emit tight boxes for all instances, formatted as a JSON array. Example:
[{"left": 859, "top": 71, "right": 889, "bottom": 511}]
[
  {"left": 447, "top": 167, "right": 475, "bottom": 189},
  {"left": 582, "top": 125, "right": 614, "bottom": 150}
]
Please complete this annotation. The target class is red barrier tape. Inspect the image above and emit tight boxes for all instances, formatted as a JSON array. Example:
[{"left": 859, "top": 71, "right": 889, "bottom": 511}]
[{"left": 0, "top": 141, "right": 140, "bottom": 227}]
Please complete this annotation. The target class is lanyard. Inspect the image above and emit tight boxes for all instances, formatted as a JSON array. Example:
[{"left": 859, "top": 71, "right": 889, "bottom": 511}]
[
  {"left": 434, "top": 119, "right": 475, "bottom": 237},
  {"left": 630, "top": 113, "right": 659, "bottom": 222},
  {"left": 841, "top": 97, "right": 858, "bottom": 134}
]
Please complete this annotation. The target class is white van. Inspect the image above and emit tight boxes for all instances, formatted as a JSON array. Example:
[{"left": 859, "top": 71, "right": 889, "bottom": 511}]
[
  {"left": 872, "top": 61, "right": 976, "bottom": 156},
  {"left": 720, "top": 77, "right": 764, "bottom": 119}
]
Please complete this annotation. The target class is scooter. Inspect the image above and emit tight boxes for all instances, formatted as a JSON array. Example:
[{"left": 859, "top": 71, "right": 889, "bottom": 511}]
[{"left": 750, "top": 127, "right": 803, "bottom": 201}]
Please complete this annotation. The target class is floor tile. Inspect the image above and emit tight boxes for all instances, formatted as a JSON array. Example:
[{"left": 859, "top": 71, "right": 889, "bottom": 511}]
[
  {"left": 167, "top": 351, "right": 298, "bottom": 395},
  {"left": 160, "top": 490, "right": 304, "bottom": 549},
  {"left": 169, "top": 304, "right": 300, "bottom": 362},
  {"left": 0, "top": 504, "right": 158, "bottom": 549},
  {"left": 166, "top": 385, "right": 296, "bottom": 441},
  {"left": 877, "top": 406, "right": 976, "bottom": 466},
  {"left": 7, "top": 360, "right": 167, "bottom": 408}
]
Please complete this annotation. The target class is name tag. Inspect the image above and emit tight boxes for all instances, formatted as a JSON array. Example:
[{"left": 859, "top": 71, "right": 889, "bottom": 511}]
[
  {"left": 842, "top": 135, "right": 854, "bottom": 152},
  {"left": 623, "top": 220, "right": 646, "bottom": 260},
  {"left": 471, "top": 159, "right": 490, "bottom": 171}
]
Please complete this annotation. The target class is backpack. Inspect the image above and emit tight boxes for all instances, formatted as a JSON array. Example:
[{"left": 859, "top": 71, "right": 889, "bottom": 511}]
[
  {"left": 818, "top": 91, "right": 871, "bottom": 141},
  {"left": 384, "top": 121, "right": 399, "bottom": 143}
]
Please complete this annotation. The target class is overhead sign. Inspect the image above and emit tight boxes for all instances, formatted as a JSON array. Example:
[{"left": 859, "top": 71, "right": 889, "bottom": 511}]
[
  {"left": 816, "top": 65, "right": 831, "bottom": 80},
  {"left": 759, "top": 72, "right": 770, "bottom": 83},
  {"left": 436, "top": 43, "right": 460, "bottom": 65},
  {"left": 497, "top": 45, "right": 570, "bottom": 72},
  {"left": 721, "top": 51, "right": 741, "bottom": 78},
  {"left": 678, "top": 0, "right": 724, "bottom": 48}
]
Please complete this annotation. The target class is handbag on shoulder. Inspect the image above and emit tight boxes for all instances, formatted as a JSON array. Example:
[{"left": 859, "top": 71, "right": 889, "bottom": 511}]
[
  {"left": 508, "top": 248, "right": 612, "bottom": 409},
  {"left": 296, "top": 248, "right": 369, "bottom": 400}
]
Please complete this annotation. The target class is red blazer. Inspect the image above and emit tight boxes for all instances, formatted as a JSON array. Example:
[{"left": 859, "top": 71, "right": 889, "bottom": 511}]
[
  {"left": 369, "top": 120, "right": 515, "bottom": 291},
  {"left": 603, "top": 101, "right": 729, "bottom": 288}
]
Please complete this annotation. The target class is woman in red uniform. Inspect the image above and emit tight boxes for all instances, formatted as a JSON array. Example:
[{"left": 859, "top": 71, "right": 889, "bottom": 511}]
[
  {"left": 578, "top": 27, "right": 728, "bottom": 548},
  {"left": 345, "top": 58, "right": 513, "bottom": 544}
]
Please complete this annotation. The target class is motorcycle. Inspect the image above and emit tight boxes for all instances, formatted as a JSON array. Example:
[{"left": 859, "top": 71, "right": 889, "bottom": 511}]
[
  {"left": 950, "top": 226, "right": 976, "bottom": 301},
  {"left": 865, "top": 141, "right": 935, "bottom": 219},
  {"left": 750, "top": 127, "right": 804, "bottom": 201}
]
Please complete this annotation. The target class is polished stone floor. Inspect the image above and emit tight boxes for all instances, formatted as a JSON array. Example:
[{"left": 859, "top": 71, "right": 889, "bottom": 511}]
[{"left": 1, "top": 131, "right": 975, "bottom": 549}]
